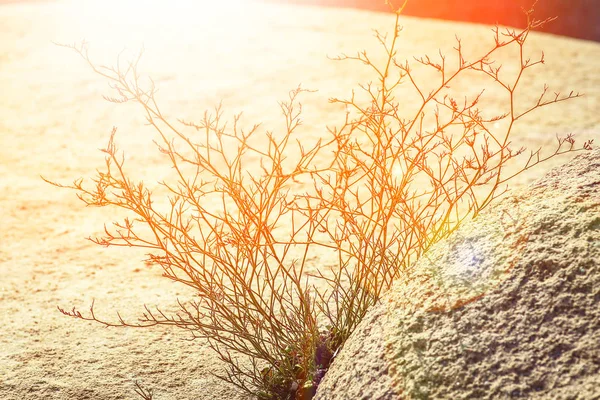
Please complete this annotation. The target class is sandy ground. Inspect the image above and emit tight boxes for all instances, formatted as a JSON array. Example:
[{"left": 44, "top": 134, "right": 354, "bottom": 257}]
[{"left": 0, "top": 1, "right": 598, "bottom": 399}]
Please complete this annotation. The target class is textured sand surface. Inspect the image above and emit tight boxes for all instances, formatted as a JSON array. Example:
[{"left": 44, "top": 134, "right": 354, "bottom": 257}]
[
  {"left": 0, "top": 1, "right": 598, "bottom": 399},
  {"left": 315, "top": 149, "right": 600, "bottom": 399}
]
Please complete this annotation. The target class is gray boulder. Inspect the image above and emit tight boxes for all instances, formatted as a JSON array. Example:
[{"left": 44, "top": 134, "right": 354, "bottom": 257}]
[{"left": 315, "top": 149, "right": 600, "bottom": 400}]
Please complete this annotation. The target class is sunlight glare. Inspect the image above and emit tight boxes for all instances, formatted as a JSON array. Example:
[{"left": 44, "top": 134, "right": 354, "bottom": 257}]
[{"left": 63, "top": 0, "right": 258, "bottom": 43}]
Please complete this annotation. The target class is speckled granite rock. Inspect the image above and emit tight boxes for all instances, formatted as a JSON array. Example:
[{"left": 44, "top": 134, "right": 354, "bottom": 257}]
[{"left": 315, "top": 148, "right": 600, "bottom": 400}]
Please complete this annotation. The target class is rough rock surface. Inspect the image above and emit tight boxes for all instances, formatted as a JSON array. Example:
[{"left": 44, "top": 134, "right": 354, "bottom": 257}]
[{"left": 315, "top": 149, "right": 600, "bottom": 400}]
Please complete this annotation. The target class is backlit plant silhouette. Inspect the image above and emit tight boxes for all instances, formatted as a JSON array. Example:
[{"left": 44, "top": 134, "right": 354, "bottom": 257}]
[{"left": 50, "top": 1, "right": 592, "bottom": 399}]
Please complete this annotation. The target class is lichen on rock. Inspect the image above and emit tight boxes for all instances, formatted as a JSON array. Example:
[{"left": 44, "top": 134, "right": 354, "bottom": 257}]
[{"left": 316, "top": 149, "right": 600, "bottom": 400}]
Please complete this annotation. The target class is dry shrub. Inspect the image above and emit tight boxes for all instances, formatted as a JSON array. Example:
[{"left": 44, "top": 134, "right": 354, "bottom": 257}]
[{"left": 49, "top": 1, "right": 592, "bottom": 399}]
